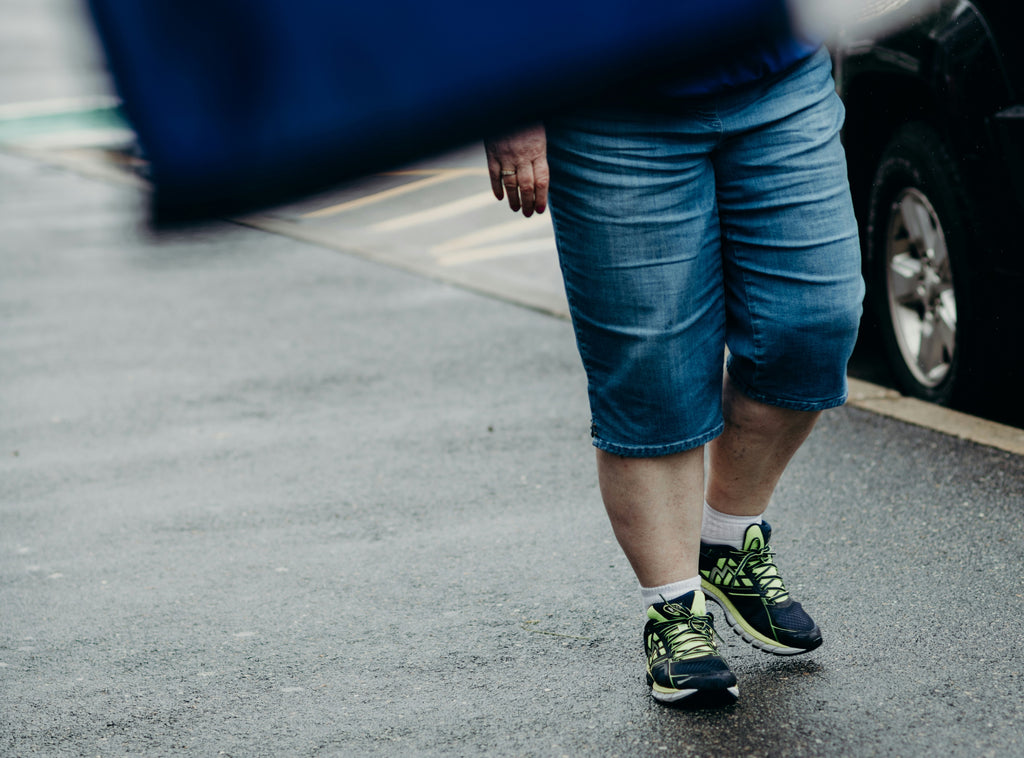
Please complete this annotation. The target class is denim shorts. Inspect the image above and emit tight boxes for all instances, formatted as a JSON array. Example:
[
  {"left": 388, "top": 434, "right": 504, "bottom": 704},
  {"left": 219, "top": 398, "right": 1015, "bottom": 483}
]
[{"left": 546, "top": 48, "right": 864, "bottom": 457}]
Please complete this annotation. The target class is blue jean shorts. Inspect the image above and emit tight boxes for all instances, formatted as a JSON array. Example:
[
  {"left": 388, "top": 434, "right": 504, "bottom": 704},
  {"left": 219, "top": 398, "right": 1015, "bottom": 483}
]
[{"left": 546, "top": 48, "right": 864, "bottom": 457}]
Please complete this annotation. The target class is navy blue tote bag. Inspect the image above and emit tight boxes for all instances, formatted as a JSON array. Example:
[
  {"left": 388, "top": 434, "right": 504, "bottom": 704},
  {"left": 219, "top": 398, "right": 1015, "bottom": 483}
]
[{"left": 86, "top": 0, "right": 794, "bottom": 223}]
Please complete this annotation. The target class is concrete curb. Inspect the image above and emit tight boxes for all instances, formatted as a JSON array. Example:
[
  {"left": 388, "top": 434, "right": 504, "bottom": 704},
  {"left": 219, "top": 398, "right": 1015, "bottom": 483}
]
[{"left": 847, "top": 377, "right": 1024, "bottom": 455}]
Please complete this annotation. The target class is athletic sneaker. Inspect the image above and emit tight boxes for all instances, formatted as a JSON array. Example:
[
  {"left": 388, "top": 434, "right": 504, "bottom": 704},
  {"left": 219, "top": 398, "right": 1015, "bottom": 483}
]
[
  {"left": 699, "top": 520, "right": 822, "bottom": 655},
  {"left": 644, "top": 590, "right": 739, "bottom": 707}
]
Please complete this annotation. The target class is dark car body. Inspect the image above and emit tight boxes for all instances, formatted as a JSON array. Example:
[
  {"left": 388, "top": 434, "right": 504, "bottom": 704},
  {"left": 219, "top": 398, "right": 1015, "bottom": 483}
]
[{"left": 832, "top": 0, "right": 1024, "bottom": 423}]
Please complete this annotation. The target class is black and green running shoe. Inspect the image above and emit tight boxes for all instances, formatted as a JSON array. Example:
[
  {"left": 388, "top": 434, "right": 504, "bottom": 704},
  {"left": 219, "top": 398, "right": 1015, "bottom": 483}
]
[
  {"left": 699, "top": 521, "right": 822, "bottom": 656},
  {"left": 645, "top": 590, "right": 739, "bottom": 707}
]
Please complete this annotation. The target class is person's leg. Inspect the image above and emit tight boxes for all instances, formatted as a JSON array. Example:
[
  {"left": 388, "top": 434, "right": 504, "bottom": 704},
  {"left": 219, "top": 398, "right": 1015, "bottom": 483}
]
[
  {"left": 698, "top": 49, "right": 864, "bottom": 654},
  {"left": 595, "top": 394, "right": 814, "bottom": 648},
  {"left": 706, "top": 376, "right": 819, "bottom": 518},
  {"left": 597, "top": 443, "right": 741, "bottom": 707},
  {"left": 597, "top": 447, "right": 704, "bottom": 589},
  {"left": 545, "top": 104, "right": 726, "bottom": 590},
  {"left": 712, "top": 48, "right": 864, "bottom": 524},
  {"left": 715, "top": 52, "right": 863, "bottom": 422},
  {"left": 546, "top": 106, "right": 738, "bottom": 706},
  {"left": 548, "top": 103, "right": 724, "bottom": 594}
]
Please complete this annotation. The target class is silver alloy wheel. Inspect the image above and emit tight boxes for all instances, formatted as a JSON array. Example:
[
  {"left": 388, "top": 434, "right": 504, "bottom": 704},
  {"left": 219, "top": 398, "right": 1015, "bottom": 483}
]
[{"left": 884, "top": 187, "right": 957, "bottom": 389}]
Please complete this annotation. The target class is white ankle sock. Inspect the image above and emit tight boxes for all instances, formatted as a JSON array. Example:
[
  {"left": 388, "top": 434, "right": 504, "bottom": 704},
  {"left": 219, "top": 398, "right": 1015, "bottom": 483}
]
[
  {"left": 640, "top": 576, "right": 702, "bottom": 610},
  {"left": 701, "top": 501, "right": 762, "bottom": 549}
]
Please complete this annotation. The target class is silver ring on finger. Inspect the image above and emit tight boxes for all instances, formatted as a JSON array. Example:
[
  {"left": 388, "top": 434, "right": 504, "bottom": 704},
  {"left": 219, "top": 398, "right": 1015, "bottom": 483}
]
[{"left": 500, "top": 169, "right": 517, "bottom": 176}]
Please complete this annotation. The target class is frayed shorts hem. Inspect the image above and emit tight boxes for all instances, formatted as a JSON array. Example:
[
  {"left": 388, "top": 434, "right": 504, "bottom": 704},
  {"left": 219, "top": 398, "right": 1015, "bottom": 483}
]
[{"left": 592, "top": 422, "right": 725, "bottom": 458}]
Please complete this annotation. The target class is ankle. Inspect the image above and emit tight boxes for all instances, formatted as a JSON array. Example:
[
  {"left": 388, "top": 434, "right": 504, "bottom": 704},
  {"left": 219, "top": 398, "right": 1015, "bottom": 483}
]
[
  {"left": 701, "top": 501, "right": 762, "bottom": 549},
  {"left": 639, "top": 576, "right": 702, "bottom": 611}
]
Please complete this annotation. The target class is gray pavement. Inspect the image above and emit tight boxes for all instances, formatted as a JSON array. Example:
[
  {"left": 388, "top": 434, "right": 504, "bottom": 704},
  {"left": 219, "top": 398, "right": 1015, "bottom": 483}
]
[
  {"left": 0, "top": 0, "right": 111, "bottom": 108},
  {"left": 5, "top": 121, "right": 1024, "bottom": 758},
  {"left": 4, "top": 2, "right": 1024, "bottom": 757}
]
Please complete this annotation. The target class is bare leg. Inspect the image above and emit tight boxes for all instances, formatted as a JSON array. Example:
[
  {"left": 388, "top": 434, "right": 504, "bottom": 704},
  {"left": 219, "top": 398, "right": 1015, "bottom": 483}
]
[
  {"left": 596, "top": 446, "right": 705, "bottom": 588},
  {"left": 598, "top": 375, "right": 820, "bottom": 587},
  {"left": 706, "top": 376, "right": 820, "bottom": 517}
]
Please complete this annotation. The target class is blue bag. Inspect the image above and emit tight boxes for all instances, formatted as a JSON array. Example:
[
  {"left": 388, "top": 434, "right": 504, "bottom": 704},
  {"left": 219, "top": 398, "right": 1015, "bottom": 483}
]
[{"left": 87, "top": 0, "right": 792, "bottom": 222}]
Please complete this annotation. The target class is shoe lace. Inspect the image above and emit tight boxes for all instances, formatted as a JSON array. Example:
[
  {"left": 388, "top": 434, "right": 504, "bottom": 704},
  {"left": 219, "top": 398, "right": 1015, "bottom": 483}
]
[
  {"left": 658, "top": 604, "right": 721, "bottom": 660},
  {"left": 734, "top": 543, "right": 790, "bottom": 604}
]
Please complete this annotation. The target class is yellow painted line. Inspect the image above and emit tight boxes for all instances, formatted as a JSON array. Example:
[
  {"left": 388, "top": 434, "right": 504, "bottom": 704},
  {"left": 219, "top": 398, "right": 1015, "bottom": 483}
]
[
  {"left": 370, "top": 191, "right": 497, "bottom": 233},
  {"left": 436, "top": 237, "right": 554, "bottom": 267},
  {"left": 380, "top": 169, "right": 447, "bottom": 176},
  {"left": 27, "top": 137, "right": 1021, "bottom": 455},
  {"left": 381, "top": 168, "right": 487, "bottom": 176},
  {"left": 431, "top": 219, "right": 542, "bottom": 254},
  {"left": 302, "top": 168, "right": 486, "bottom": 219}
]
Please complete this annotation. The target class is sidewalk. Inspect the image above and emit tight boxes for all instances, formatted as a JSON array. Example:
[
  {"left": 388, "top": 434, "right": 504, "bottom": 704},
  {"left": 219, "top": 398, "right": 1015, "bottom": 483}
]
[
  {"left": 3, "top": 143, "right": 1024, "bottom": 757},
  {"left": 6, "top": 3, "right": 1024, "bottom": 755}
]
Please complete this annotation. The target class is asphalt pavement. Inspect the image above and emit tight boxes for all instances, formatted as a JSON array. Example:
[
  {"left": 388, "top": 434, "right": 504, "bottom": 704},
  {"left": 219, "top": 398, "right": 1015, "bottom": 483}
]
[{"left": 3, "top": 2, "right": 1024, "bottom": 757}]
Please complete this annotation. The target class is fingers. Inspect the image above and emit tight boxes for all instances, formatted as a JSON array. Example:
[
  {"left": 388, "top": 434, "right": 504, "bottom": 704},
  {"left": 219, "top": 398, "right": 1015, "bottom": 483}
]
[
  {"left": 483, "top": 125, "right": 549, "bottom": 216},
  {"left": 532, "top": 156, "right": 549, "bottom": 215},
  {"left": 511, "top": 156, "right": 550, "bottom": 217},
  {"left": 485, "top": 150, "right": 505, "bottom": 201},
  {"left": 505, "top": 167, "right": 524, "bottom": 214},
  {"left": 491, "top": 162, "right": 547, "bottom": 216},
  {"left": 498, "top": 160, "right": 549, "bottom": 217},
  {"left": 515, "top": 163, "right": 536, "bottom": 217}
]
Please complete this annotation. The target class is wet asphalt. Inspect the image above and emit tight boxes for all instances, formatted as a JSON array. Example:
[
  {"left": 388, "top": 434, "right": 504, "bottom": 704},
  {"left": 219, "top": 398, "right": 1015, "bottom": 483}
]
[{"left": 3, "top": 2, "right": 1024, "bottom": 756}]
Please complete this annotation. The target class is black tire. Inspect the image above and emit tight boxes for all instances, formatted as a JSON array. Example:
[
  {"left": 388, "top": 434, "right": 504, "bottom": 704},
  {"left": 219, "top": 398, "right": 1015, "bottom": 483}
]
[{"left": 865, "top": 123, "right": 979, "bottom": 407}]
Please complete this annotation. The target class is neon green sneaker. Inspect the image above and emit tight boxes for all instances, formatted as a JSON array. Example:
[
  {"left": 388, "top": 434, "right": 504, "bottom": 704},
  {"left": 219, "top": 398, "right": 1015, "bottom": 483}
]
[
  {"left": 700, "top": 520, "right": 822, "bottom": 655},
  {"left": 644, "top": 589, "right": 739, "bottom": 707}
]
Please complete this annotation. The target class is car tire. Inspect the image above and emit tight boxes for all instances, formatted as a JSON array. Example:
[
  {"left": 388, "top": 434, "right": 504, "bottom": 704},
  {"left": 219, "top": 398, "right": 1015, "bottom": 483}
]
[{"left": 866, "top": 122, "right": 979, "bottom": 407}]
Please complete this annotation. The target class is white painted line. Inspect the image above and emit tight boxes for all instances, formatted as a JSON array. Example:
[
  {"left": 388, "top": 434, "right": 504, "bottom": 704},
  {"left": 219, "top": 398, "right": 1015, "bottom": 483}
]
[
  {"left": 0, "top": 96, "right": 120, "bottom": 121},
  {"left": 370, "top": 191, "right": 496, "bottom": 232},
  {"left": 435, "top": 237, "right": 554, "bottom": 266}
]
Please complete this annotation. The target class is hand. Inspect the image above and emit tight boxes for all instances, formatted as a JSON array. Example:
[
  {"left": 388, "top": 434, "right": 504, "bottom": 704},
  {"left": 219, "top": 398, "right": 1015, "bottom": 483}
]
[{"left": 484, "top": 124, "right": 548, "bottom": 217}]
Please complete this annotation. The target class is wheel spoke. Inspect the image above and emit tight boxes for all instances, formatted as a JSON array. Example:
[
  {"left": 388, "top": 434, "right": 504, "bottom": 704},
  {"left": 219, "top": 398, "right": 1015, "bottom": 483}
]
[
  {"left": 929, "top": 233, "right": 950, "bottom": 273},
  {"left": 916, "top": 318, "right": 948, "bottom": 378},
  {"left": 935, "top": 290, "right": 958, "bottom": 344},
  {"left": 912, "top": 201, "right": 940, "bottom": 255},
  {"left": 893, "top": 306, "right": 922, "bottom": 350},
  {"left": 899, "top": 196, "right": 928, "bottom": 246},
  {"left": 889, "top": 254, "right": 924, "bottom": 308}
]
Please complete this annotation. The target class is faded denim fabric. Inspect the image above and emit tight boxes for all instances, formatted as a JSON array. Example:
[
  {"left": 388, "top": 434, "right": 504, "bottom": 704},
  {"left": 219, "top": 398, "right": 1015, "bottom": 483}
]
[{"left": 547, "top": 49, "right": 864, "bottom": 457}]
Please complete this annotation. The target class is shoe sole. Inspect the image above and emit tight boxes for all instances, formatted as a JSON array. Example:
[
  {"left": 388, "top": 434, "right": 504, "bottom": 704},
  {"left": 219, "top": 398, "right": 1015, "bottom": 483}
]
[
  {"left": 650, "top": 680, "right": 740, "bottom": 708},
  {"left": 701, "top": 583, "right": 821, "bottom": 656}
]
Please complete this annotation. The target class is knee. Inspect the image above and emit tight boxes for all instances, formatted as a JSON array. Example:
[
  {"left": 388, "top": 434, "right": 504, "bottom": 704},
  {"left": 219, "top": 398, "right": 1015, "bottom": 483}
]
[
  {"left": 729, "top": 277, "right": 864, "bottom": 406},
  {"left": 790, "top": 282, "right": 864, "bottom": 355},
  {"left": 774, "top": 285, "right": 864, "bottom": 374}
]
